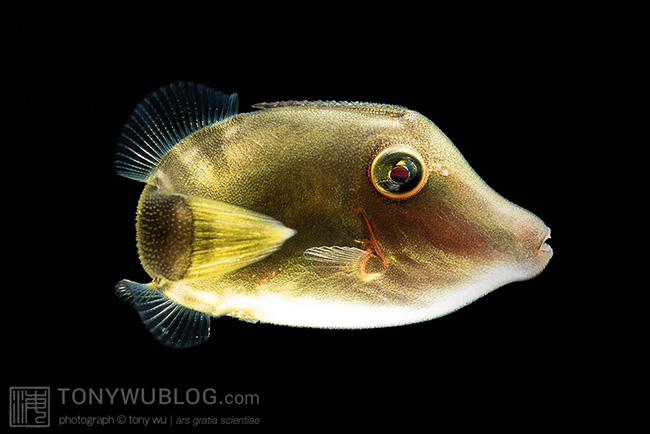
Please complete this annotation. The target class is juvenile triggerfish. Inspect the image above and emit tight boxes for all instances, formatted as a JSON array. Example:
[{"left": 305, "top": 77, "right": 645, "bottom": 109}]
[{"left": 115, "top": 81, "right": 552, "bottom": 347}]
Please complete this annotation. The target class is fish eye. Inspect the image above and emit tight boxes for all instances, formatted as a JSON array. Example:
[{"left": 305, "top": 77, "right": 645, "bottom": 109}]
[{"left": 370, "top": 145, "right": 428, "bottom": 199}]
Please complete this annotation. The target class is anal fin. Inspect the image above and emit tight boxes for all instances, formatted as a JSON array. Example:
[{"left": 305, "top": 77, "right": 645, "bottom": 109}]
[{"left": 116, "top": 279, "right": 210, "bottom": 348}]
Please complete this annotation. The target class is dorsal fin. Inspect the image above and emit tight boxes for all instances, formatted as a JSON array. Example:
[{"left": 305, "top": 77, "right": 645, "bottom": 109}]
[
  {"left": 252, "top": 100, "right": 409, "bottom": 118},
  {"left": 115, "top": 81, "right": 238, "bottom": 182}
]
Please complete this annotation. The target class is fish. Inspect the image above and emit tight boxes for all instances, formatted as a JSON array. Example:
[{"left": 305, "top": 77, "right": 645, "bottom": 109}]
[{"left": 114, "top": 81, "right": 553, "bottom": 347}]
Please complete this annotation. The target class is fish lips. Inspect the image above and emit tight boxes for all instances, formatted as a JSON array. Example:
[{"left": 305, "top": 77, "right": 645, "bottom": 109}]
[
  {"left": 539, "top": 226, "right": 553, "bottom": 254},
  {"left": 519, "top": 224, "right": 553, "bottom": 280}
]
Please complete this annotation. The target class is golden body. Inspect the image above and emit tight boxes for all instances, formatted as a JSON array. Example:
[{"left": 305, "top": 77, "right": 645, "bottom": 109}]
[{"left": 115, "top": 82, "right": 552, "bottom": 347}]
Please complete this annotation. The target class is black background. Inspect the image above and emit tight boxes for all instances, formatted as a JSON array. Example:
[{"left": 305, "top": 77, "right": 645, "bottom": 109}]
[{"left": 4, "top": 5, "right": 596, "bottom": 431}]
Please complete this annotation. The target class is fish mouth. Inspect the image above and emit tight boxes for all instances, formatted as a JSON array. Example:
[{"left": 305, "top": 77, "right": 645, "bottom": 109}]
[{"left": 539, "top": 227, "right": 552, "bottom": 253}]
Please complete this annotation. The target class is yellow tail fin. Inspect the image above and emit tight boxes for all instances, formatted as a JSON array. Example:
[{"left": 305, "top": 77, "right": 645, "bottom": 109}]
[{"left": 137, "top": 190, "right": 296, "bottom": 281}]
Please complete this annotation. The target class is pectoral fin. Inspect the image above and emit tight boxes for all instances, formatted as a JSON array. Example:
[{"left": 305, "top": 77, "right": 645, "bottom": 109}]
[
  {"left": 303, "top": 246, "right": 369, "bottom": 267},
  {"left": 303, "top": 246, "right": 384, "bottom": 280},
  {"left": 137, "top": 190, "right": 296, "bottom": 281}
]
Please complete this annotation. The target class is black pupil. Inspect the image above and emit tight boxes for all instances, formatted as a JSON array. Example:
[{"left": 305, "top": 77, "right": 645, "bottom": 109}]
[{"left": 389, "top": 166, "right": 410, "bottom": 183}]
